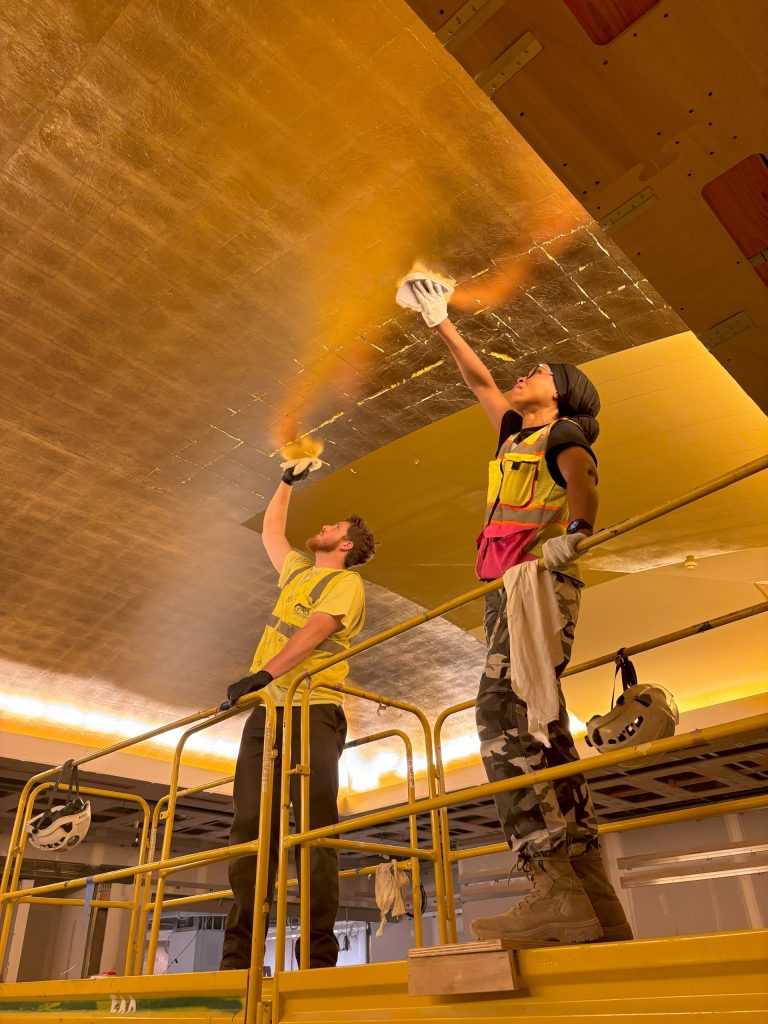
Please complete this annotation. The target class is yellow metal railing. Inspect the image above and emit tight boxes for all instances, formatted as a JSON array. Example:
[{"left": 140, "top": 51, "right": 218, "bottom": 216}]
[
  {"left": 266, "top": 453, "right": 768, "bottom": 970},
  {"left": 0, "top": 693, "right": 278, "bottom": 1024},
  {"left": 1, "top": 782, "right": 151, "bottom": 975},
  {"left": 273, "top": 680, "right": 444, "bottom": 975},
  {"left": 0, "top": 453, "right": 765, "bottom": 1022},
  {"left": 342, "top": 728, "right": 423, "bottom": 946},
  {"left": 433, "top": 599, "right": 768, "bottom": 941},
  {"left": 283, "top": 712, "right": 768, "bottom": 950},
  {"left": 132, "top": 773, "right": 235, "bottom": 974},
  {"left": 135, "top": 728, "right": 422, "bottom": 964}
]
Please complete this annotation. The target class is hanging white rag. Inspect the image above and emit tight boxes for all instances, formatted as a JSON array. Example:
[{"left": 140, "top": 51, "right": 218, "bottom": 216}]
[
  {"left": 502, "top": 561, "right": 566, "bottom": 747},
  {"left": 279, "top": 456, "right": 323, "bottom": 475},
  {"left": 374, "top": 861, "right": 408, "bottom": 937}
]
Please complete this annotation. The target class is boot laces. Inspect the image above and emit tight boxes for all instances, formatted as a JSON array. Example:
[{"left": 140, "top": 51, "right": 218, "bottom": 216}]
[{"left": 506, "top": 854, "right": 543, "bottom": 912}]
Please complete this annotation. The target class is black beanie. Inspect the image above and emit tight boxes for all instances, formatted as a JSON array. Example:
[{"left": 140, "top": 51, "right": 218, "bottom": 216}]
[{"left": 549, "top": 364, "right": 601, "bottom": 443}]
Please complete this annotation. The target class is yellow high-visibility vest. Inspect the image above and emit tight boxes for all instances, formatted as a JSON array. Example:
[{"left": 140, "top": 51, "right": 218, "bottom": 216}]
[
  {"left": 484, "top": 420, "right": 580, "bottom": 578},
  {"left": 251, "top": 554, "right": 365, "bottom": 706}
]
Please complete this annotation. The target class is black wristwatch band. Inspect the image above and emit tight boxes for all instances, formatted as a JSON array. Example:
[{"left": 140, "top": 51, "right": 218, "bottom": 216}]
[{"left": 566, "top": 518, "right": 593, "bottom": 535}]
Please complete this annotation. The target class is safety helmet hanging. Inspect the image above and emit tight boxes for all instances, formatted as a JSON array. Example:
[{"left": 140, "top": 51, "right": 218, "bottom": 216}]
[
  {"left": 26, "top": 761, "right": 91, "bottom": 852},
  {"left": 585, "top": 650, "right": 678, "bottom": 752}
]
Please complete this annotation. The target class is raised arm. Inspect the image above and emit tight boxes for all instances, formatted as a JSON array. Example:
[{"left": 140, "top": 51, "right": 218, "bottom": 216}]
[
  {"left": 412, "top": 279, "right": 512, "bottom": 433},
  {"left": 436, "top": 319, "right": 513, "bottom": 433},
  {"left": 261, "top": 481, "right": 293, "bottom": 572},
  {"left": 261, "top": 459, "right": 316, "bottom": 572}
]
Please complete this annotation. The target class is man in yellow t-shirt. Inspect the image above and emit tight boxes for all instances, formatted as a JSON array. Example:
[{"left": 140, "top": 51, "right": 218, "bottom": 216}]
[{"left": 220, "top": 460, "right": 375, "bottom": 972}]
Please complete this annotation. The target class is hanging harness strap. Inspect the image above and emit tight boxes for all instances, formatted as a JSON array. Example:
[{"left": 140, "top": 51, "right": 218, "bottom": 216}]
[
  {"left": 46, "top": 759, "right": 76, "bottom": 812},
  {"left": 35, "top": 760, "right": 77, "bottom": 830},
  {"left": 611, "top": 649, "right": 639, "bottom": 707}
]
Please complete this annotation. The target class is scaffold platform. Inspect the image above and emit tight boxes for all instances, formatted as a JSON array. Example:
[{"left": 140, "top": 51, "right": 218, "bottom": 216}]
[{"left": 1, "top": 929, "right": 766, "bottom": 1023}]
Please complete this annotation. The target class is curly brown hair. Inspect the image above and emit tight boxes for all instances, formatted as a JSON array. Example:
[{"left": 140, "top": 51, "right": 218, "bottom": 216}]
[{"left": 343, "top": 514, "right": 377, "bottom": 568}]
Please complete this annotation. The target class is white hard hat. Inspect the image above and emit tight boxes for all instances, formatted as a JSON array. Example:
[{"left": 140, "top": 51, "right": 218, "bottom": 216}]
[
  {"left": 585, "top": 682, "right": 678, "bottom": 751},
  {"left": 585, "top": 650, "right": 679, "bottom": 752},
  {"left": 26, "top": 761, "right": 91, "bottom": 852},
  {"left": 27, "top": 797, "right": 91, "bottom": 851}
]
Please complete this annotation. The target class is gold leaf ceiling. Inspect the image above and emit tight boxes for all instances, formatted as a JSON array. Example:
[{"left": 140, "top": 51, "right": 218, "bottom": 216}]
[{"left": 3, "top": 0, "right": 760, "bottom": 772}]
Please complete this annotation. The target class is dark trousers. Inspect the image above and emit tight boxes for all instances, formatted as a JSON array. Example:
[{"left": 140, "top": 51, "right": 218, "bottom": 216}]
[{"left": 221, "top": 703, "right": 348, "bottom": 969}]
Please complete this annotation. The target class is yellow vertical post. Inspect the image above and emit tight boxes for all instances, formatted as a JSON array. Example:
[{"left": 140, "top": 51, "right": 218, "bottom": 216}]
[
  {"left": 403, "top": 737, "right": 423, "bottom": 948},
  {"left": 144, "top": 701, "right": 266, "bottom": 974},
  {"left": 144, "top": 799, "right": 183, "bottom": 970},
  {"left": 121, "top": 802, "right": 152, "bottom": 976},
  {"left": 433, "top": 700, "right": 474, "bottom": 944},
  {"left": 298, "top": 688, "right": 312, "bottom": 971},
  {"left": 422, "top": 724, "right": 449, "bottom": 945},
  {"left": 132, "top": 798, "right": 166, "bottom": 975},
  {"left": 0, "top": 772, "right": 57, "bottom": 971},
  {"left": 243, "top": 699, "right": 277, "bottom": 1024},
  {"left": 273, "top": 696, "right": 296, "bottom": 976}
]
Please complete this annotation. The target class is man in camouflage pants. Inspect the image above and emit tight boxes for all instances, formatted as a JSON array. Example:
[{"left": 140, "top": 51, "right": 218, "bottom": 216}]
[{"left": 408, "top": 277, "right": 633, "bottom": 947}]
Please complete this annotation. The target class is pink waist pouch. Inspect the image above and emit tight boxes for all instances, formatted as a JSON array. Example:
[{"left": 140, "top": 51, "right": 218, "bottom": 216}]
[{"left": 475, "top": 525, "right": 538, "bottom": 581}]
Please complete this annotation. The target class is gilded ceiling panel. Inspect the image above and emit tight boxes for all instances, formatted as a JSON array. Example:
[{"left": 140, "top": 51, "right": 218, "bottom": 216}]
[{"left": 0, "top": 0, "right": 685, "bottom": 752}]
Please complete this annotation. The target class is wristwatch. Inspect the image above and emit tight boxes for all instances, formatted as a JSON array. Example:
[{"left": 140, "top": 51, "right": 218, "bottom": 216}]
[{"left": 566, "top": 518, "right": 593, "bottom": 535}]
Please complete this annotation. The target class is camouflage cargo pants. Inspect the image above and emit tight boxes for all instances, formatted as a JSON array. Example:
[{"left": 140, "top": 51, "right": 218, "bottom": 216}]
[{"left": 476, "top": 572, "right": 598, "bottom": 859}]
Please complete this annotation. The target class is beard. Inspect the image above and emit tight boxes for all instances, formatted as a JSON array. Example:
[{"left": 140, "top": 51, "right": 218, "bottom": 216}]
[{"left": 307, "top": 534, "right": 339, "bottom": 554}]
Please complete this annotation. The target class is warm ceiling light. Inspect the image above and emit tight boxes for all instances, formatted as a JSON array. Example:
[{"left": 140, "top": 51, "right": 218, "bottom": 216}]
[
  {"left": 0, "top": 693, "right": 587, "bottom": 794},
  {"left": 0, "top": 691, "right": 239, "bottom": 763}
]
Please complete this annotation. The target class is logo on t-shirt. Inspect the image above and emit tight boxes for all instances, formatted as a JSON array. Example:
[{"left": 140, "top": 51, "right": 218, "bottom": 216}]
[{"left": 293, "top": 603, "right": 311, "bottom": 622}]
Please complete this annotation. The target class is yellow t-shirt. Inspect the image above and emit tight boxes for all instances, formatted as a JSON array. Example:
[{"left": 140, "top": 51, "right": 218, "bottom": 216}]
[{"left": 250, "top": 550, "right": 365, "bottom": 706}]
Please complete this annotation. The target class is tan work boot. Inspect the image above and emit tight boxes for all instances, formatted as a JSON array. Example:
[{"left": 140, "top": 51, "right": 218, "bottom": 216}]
[
  {"left": 469, "top": 851, "right": 602, "bottom": 947},
  {"left": 570, "top": 849, "right": 633, "bottom": 941}
]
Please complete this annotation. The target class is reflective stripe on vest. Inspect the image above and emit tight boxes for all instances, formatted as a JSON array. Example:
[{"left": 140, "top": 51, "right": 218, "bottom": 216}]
[
  {"left": 283, "top": 566, "right": 353, "bottom": 606},
  {"left": 484, "top": 420, "right": 577, "bottom": 570},
  {"left": 268, "top": 566, "right": 355, "bottom": 653},
  {"left": 265, "top": 613, "right": 346, "bottom": 654},
  {"left": 485, "top": 423, "right": 565, "bottom": 525}
]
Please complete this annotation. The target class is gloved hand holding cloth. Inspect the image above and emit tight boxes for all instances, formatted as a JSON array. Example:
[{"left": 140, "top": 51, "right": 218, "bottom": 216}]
[
  {"left": 411, "top": 278, "right": 449, "bottom": 328},
  {"left": 395, "top": 271, "right": 454, "bottom": 328},
  {"left": 542, "top": 531, "right": 590, "bottom": 572},
  {"left": 280, "top": 456, "right": 322, "bottom": 486}
]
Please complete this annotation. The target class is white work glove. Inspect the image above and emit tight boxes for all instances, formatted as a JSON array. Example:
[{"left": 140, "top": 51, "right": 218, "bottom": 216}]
[
  {"left": 542, "top": 532, "right": 588, "bottom": 572},
  {"left": 411, "top": 278, "right": 448, "bottom": 328}
]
